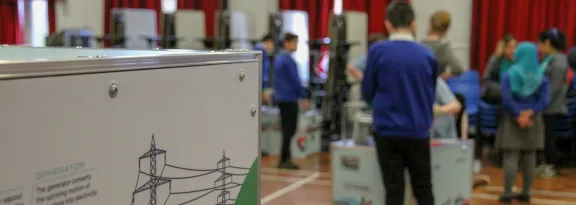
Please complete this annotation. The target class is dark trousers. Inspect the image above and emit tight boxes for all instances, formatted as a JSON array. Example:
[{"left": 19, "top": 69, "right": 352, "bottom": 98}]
[
  {"left": 278, "top": 102, "right": 299, "bottom": 163},
  {"left": 542, "top": 115, "right": 558, "bottom": 165},
  {"left": 373, "top": 135, "right": 435, "bottom": 205}
]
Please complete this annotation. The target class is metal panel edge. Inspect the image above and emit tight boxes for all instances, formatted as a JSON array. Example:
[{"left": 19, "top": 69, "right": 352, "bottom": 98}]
[
  {"left": 256, "top": 48, "right": 262, "bottom": 205},
  {"left": 0, "top": 51, "right": 261, "bottom": 80}
]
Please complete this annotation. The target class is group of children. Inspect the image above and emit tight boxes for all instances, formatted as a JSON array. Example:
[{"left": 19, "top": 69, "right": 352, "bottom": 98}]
[
  {"left": 257, "top": 0, "right": 576, "bottom": 204},
  {"left": 358, "top": 1, "right": 575, "bottom": 205}
]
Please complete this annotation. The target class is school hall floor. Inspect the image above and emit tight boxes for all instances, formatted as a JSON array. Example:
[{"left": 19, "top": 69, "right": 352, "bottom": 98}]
[{"left": 260, "top": 153, "right": 576, "bottom": 205}]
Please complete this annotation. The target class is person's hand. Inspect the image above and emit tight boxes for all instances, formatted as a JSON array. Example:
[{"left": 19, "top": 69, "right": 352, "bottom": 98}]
[
  {"left": 262, "top": 93, "right": 269, "bottom": 105},
  {"left": 262, "top": 89, "right": 273, "bottom": 105},
  {"left": 300, "top": 99, "right": 310, "bottom": 110},
  {"left": 516, "top": 115, "right": 533, "bottom": 128},
  {"left": 440, "top": 71, "right": 453, "bottom": 80},
  {"left": 494, "top": 41, "right": 504, "bottom": 57}
]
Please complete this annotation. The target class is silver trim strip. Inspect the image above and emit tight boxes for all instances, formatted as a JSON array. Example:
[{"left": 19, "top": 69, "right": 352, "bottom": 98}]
[{"left": 0, "top": 51, "right": 260, "bottom": 80}]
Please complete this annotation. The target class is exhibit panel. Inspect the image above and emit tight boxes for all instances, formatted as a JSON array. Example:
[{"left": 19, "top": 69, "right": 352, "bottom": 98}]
[
  {"left": 0, "top": 48, "right": 261, "bottom": 205},
  {"left": 174, "top": 10, "right": 206, "bottom": 50},
  {"left": 111, "top": 9, "right": 158, "bottom": 49},
  {"left": 343, "top": 11, "right": 368, "bottom": 61},
  {"left": 332, "top": 139, "right": 474, "bottom": 205},
  {"left": 228, "top": 11, "right": 251, "bottom": 50},
  {"left": 54, "top": 0, "right": 104, "bottom": 48}
]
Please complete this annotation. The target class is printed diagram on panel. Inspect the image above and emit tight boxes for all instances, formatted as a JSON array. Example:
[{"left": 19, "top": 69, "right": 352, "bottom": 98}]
[{"left": 131, "top": 135, "right": 249, "bottom": 205}]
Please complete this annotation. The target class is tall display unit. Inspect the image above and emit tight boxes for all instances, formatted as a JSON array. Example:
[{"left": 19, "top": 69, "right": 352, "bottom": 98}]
[{"left": 0, "top": 46, "right": 261, "bottom": 205}]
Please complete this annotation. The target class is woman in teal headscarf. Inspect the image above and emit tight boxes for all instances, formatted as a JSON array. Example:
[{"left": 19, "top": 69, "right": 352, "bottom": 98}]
[{"left": 496, "top": 42, "right": 550, "bottom": 204}]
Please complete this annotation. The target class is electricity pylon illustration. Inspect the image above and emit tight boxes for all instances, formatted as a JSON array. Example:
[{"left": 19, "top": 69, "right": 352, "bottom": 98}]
[
  {"left": 215, "top": 151, "right": 232, "bottom": 205},
  {"left": 132, "top": 135, "right": 171, "bottom": 205}
]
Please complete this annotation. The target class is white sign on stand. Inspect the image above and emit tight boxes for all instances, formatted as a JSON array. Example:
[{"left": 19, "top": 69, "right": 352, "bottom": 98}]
[
  {"left": 261, "top": 108, "right": 322, "bottom": 159},
  {"left": 0, "top": 46, "right": 261, "bottom": 205},
  {"left": 332, "top": 139, "right": 474, "bottom": 205}
]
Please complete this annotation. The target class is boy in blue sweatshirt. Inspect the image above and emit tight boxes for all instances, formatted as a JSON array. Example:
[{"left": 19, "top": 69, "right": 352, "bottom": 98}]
[
  {"left": 274, "top": 33, "right": 309, "bottom": 169},
  {"left": 361, "top": 1, "right": 438, "bottom": 204},
  {"left": 254, "top": 34, "right": 274, "bottom": 104}
]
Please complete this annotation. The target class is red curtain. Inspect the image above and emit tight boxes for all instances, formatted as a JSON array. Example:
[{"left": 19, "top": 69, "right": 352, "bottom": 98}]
[
  {"left": 177, "top": 0, "right": 220, "bottom": 38},
  {"left": 47, "top": 0, "right": 56, "bottom": 33},
  {"left": 103, "top": 0, "right": 163, "bottom": 36},
  {"left": 0, "top": 0, "right": 23, "bottom": 44},
  {"left": 342, "top": 0, "right": 409, "bottom": 35},
  {"left": 471, "top": 0, "right": 576, "bottom": 75},
  {"left": 279, "top": 0, "right": 332, "bottom": 40}
]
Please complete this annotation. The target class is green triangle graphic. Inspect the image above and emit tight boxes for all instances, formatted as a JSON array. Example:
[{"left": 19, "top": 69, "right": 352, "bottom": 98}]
[{"left": 235, "top": 157, "right": 259, "bottom": 205}]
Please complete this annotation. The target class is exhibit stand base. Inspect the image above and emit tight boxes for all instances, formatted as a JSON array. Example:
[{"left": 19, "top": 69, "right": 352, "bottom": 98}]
[
  {"left": 332, "top": 139, "right": 474, "bottom": 205},
  {"left": 262, "top": 107, "right": 322, "bottom": 158}
]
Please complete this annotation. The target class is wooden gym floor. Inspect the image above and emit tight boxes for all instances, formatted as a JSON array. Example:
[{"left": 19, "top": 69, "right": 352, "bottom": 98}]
[{"left": 260, "top": 153, "right": 576, "bottom": 205}]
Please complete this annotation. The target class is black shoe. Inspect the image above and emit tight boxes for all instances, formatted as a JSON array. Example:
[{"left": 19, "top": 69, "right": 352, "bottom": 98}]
[
  {"left": 261, "top": 151, "right": 269, "bottom": 156},
  {"left": 513, "top": 194, "right": 531, "bottom": 203},
  {"left": 499, "top": 196, "right": 512, "bottom": 204},
  {"left": 278, "top": 161, "right": 300, "bottom": 170}
]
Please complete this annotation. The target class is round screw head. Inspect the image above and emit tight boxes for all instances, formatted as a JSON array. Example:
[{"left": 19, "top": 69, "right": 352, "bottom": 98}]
[
  {"left": 250, "top": 105, "right": 257, "bottom": 117},
  {"left": 239, "top": 70, "right": 245, "bottom": 81},
  {"left": 109, "top": 82, "right": 119, "bottom": 98}
]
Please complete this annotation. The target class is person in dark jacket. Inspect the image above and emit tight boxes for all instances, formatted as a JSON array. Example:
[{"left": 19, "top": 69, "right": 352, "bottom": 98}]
[
  {"left": 482, "top": 35, "right": 518, "bottom": 104},
  {"left": 273, "top": 33, "right": 309, "bottom": 170},
  {"left": 536, "top": 28, "right": 569, "bottom": 178},
  {"left": 421, "top": 10, "right": 464, "bottom": 79},
  {"left": 569, "top": 48, "right": 576, "bottom": 73},
  {"left": 362, "top": 2, "right": 437, "bottom": 204},
  {"left": 497, "top": 42, "right": 550, "bottom": 204},
  {"left": 254, "top": 34, "right": 275, "bottom": 104}
]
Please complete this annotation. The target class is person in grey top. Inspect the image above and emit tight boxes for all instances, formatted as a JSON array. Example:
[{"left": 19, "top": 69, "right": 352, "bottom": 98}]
[
  {"left": 432, "top": 78, "right": 462, "bottom": 139},
  {"left": 421, "top": 10, "right": 464, "bottom": 79},
  {"left": 481, "top": 35, "right": 518, "bottom": 104},
  {"left": 346, "top": 33, "right": 387, "bottom": 103},
  {"left": 535, "top": 28, "right": 569, "bottom": 178}
]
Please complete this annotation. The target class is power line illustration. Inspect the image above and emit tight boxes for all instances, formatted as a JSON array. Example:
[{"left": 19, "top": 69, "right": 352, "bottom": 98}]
[{"left": 131, "top": 135, "right": 250, "bottom": 205}]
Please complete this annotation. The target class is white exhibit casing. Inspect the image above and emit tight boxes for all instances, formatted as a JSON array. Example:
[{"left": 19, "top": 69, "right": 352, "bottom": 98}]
[
  {"left": 174, "top": 10, "right": 206, "bottom": 50},
  {"left": 343, "top": 11, "right": 368, "bottom": 61},
  {"left": 332, "top": 139, "right": 474, "bottom": 205},
  {"left": 0, "top": 46, "right": 261, "bottom": 205},
  {"left": 229, "top": 11, "right": 251, "bottom": 49},
  {"left": 228, "top": 0, "right": 279, "bottom": 41},
  {"left": 54, "top": 0, "right": 104, "bottom": 47},
  {"left": 281, "top": 10, "right": 310, "bottom": 87},
  {"left": 111, "top": 8, "right": 158, "bottom": 49},
  {"left": 261, "top": 107, "right": 322, "bottom": 158}
]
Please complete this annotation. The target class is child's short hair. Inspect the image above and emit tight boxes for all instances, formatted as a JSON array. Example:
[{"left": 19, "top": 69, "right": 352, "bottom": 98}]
[
  {"left": 282, "top": 33, "right": 298, "bottom": 42},
  {"left": 430, "top": 10, "right": 451, "bottom": 33},
  {"left": 500, "top": 34, "right": 516, "bottom": 44},
  {"left": 538, "top": 28, "right": 567, "bottom": 51},
  {"left": 385, "top": 1, "right": 415, "bottom": 29},
  {"left": 261, "top": 33, "right": 273, "bottom": 42}
]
